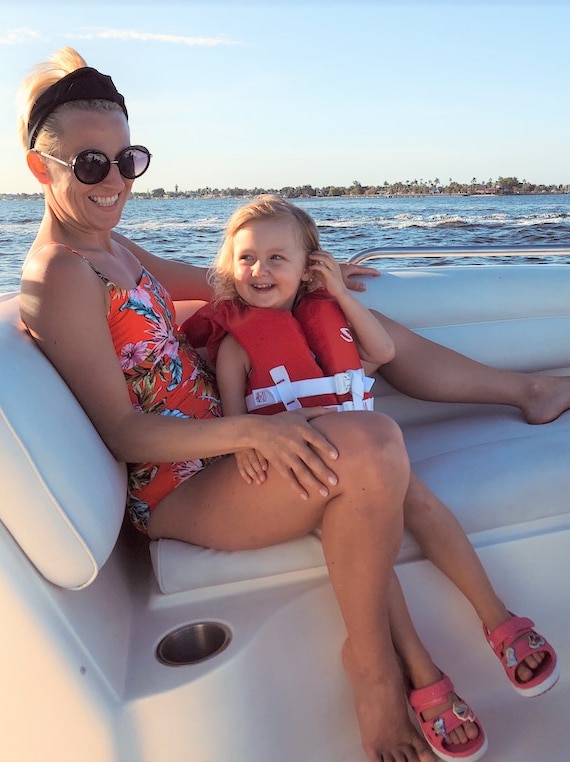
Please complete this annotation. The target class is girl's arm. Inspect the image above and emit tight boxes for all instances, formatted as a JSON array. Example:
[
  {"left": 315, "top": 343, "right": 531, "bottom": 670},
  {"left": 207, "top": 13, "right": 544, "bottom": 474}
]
[
  {"left": 215, "top": 334, "right": 250, "bottom": 417},
  {"left": 112, "top": 231, "right": 213, "bottom": 302},
  {"left": 216, "top": 335, "right": 269, "bottom": 485},
  {"left": 309, "top": 251, "right": 395, "bottom": 369}
]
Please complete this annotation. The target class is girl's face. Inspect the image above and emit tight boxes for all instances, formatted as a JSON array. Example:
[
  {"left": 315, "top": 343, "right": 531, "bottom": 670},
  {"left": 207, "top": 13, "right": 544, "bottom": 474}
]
[
  {"left": 232, "top": 217, "right": 310, "bottom": 311},
  {"left": 41, "top": 108, "right": 134, "bottom": 233}
]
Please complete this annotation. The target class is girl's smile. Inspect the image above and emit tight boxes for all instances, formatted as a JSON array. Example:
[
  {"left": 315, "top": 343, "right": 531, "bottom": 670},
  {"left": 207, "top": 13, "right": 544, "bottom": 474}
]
[{"left": 232, "top": 217, "right": 310, "bottom": 311}]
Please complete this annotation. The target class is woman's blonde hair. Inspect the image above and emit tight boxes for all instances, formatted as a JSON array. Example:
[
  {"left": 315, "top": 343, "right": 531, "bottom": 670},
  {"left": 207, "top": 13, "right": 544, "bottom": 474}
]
[
  {"left": 210, "top": 194, "right": 321, "bottom": 302},
  {"left": 16, "top": 46, "right": 124, "bottom": 153}
]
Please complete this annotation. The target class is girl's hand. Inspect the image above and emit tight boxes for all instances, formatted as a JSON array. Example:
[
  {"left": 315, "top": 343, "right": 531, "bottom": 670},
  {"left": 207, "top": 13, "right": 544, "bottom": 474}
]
[
  {"left": 339, "top": 261, "right": 380, "bottom": 292},
  {"left": 250, "top": 408, "right": 339, "bottom": 501},
  {"left": 308, "top": 250, "right": 349, "bottom": 300},
  {"left": 235, "top": 448, "right": 268, "bottom": 485}
]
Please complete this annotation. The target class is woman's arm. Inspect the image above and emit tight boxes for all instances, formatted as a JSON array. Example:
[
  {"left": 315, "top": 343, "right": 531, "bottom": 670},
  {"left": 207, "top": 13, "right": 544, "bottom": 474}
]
[
  {"left": 20, "top": 250, "right": 338, "bottom": 497},
  {"left": 115, "top": 231, "right": 377, "bottom": 300},
  {"left": 112, "top": 231, "right": 213, "bottom": 302}
]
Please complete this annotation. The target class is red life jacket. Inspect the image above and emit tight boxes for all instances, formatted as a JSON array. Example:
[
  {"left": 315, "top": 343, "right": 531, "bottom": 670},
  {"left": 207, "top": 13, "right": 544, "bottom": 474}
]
[{"left": 181, "top": 290, "right": 374, "bottom": 415}]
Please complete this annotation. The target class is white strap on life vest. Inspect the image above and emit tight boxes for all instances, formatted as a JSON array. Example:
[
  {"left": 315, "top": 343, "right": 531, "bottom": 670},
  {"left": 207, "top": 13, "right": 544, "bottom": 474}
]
[{"left": 246, "top": 365, "right": 375, "bottom": 412}]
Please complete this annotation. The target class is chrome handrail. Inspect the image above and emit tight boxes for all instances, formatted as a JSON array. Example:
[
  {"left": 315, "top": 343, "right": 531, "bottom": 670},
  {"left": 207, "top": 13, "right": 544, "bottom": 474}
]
[{"left": 348, "top": 244, "right": 570, "bottom": 265}]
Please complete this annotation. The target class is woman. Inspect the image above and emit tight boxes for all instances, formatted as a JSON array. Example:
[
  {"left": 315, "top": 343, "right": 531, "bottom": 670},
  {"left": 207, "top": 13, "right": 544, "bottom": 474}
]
[
  {"left": 17, "top": 47, "right": 564, "bottom": 762},
  {"left": 17, "top": 47, "right": 438, "bottom": 762}
]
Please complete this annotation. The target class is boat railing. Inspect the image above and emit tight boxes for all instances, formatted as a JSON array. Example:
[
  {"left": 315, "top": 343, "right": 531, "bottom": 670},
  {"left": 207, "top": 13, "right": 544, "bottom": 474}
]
[{"left": 348, "top": 244, "right": 570, "bottom": 266}]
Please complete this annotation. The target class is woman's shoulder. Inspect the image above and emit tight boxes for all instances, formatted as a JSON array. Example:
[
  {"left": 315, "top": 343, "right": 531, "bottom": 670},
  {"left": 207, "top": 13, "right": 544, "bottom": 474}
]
[
  {"left": 21, "top": 241, "right": 91, "bottom": 290},
  {"left": 23, "top": 240, "right": 78, "bottom": 268},
  {"left": 20, "top": 241, "right": 110, "bottom": 326}
]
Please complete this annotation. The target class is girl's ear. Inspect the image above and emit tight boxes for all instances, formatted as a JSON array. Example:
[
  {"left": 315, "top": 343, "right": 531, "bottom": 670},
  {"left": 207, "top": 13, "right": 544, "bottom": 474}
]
[{"left": 26, "top": 150, "right": 52, "bottom": 184}]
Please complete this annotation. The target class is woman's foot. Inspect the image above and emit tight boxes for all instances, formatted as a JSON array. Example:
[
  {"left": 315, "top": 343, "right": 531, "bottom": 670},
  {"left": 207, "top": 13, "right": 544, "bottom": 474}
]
[
  {"left": 342, "top": 640, "right": 437, "bottom": 761},
  {"left": 520, "top": 374, "right": 570, "bottom": 424}
]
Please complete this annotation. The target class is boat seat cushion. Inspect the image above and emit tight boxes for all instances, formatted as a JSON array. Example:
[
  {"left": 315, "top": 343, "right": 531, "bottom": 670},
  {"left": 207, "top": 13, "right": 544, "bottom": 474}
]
[
  {"left": 0, "top": 296, "right": 127, "bottom": 590},
  {"left": 150, "top": 266, "right": 570, "bottom": 595},
  {"left": 150, "top": 408, "right": 570, "bottom": 594},
  {"left": 149, "top": 533, "right": 326, "bottom": 595}
]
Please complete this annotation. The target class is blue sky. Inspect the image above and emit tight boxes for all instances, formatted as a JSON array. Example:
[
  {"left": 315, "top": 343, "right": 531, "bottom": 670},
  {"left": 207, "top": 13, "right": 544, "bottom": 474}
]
[{"left": 1, "top": 1, "right": 568, "bottom": 194}]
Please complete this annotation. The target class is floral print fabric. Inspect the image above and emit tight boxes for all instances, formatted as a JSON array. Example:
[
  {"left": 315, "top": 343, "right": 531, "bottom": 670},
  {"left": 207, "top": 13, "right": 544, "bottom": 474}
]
[{"left": 107, "top": 268, "right": 222, "bottom": 532}]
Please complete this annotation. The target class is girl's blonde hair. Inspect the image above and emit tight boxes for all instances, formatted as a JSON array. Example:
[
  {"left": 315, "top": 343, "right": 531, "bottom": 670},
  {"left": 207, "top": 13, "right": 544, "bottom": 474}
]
[
  {"left": 16, "top": 46, "right": 124, "bottom": 153},
  {"left": 210, "top": 194, "right": 321, "bottom": 302}
]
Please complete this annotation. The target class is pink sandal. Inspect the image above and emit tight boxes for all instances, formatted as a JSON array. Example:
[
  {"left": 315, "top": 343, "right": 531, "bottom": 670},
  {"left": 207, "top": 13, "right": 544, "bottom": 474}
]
[
  {"left": 408, "top": 673, "right": 488, "bottom": 762},
  {"left": 484, "top": 614, "right": 560, "bottom": 697}
]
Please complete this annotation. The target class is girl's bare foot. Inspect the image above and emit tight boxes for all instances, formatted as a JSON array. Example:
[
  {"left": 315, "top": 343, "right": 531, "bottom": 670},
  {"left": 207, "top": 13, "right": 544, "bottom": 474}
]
[
  {"left": 521, "top": 374, "right": 570, "bottom": 424},
  {"left": 342, "top": 640, "right": 437, "bottom": 762}
]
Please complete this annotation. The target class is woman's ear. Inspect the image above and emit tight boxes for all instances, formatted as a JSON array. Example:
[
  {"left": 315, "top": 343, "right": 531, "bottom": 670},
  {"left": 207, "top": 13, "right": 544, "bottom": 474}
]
[{"left": 26, "top": 150, "right": 51, "bottom": 184}]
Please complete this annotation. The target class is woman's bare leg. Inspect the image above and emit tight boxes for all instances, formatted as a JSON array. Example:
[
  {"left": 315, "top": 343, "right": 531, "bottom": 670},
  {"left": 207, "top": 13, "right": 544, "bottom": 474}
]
[
  {"left": 404, "top": 473, "right": 545, "bottom": 679},
  {"left": 373, "top": 310, "right": 570, "bottom": 424},
  {"left": 386, "top": 571, "right": 480, "bottom": 747},
  {"left": 148, "top": 411, "right": 435, "bottom": 762}
]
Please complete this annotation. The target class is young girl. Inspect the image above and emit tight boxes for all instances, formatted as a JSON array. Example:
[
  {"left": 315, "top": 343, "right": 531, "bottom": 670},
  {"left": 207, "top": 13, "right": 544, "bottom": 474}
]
[{"left": 183, "top": 194, "right": 560, "bottom": 762}]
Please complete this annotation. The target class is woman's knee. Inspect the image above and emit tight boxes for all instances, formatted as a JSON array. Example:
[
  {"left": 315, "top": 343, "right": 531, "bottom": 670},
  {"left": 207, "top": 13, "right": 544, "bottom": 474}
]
[
  {"left": 328, "top": 411, "right": 409, "bottom": 482},
  {"left": 346, "top": 410, "right": 405, "bottom": 452}
]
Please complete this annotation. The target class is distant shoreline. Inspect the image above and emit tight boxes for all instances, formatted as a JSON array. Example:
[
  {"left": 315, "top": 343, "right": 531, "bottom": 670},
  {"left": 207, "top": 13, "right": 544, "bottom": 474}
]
[
  {"left": 2, "top": 190, "right": 569, "bottom": 202},
  {"left": 2, "top": 174, "right": 570, "bottom": 201}
]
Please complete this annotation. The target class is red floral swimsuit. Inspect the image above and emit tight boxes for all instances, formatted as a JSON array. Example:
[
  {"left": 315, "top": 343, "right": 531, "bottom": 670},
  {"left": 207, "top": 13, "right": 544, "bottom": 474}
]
[{"left": 91, "top": 259, "right": 222, "bottom": 532}]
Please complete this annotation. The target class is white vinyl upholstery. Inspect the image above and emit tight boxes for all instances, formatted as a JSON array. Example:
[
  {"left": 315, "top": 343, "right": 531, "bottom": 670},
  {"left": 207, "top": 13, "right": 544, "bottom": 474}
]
[
  {"left": 0, "top": 295, "right": 127, "bottom": 589},
  {"left": 149, "top": 266, "right": 570, "bottom": 594},
  {"left": 149, "top": 534, "right": 326, "bottom": 595},
  {"left": 149, "top": 409, "right": 570, "bottom": 593},
  {"left": 3, "top": 265, "right": 570, "bottom": 594}
]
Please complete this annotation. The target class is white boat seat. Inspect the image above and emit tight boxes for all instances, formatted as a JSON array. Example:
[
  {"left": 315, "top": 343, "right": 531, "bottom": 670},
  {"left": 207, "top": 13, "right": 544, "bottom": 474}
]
[
  {"left": 2, "top": 265, "right": 570, "bottom": 595},
  {"left": 149, "top": 408, "right": 570, "bottom": 593},
  {"left": 0, "top": 295, "right": 127, "bottom": 590}
]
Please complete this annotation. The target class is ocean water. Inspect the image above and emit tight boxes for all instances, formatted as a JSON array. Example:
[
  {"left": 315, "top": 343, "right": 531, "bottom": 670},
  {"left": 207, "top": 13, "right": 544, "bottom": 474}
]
[{"left": 1, "top": 193, "right": 570, "bottom": 292}]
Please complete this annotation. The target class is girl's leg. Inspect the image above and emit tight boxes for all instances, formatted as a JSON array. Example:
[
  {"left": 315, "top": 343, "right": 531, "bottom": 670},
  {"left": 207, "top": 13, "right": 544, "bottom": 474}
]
[
  {"left": 148, "top": 411, "right": 435, "bottom": 762},
  {"left": 386, "top": 571, "right": 481, "bottom": 747},
  {"left": 373, "top": 310, "right": 570, "bottom": 424},
  {"left": 404, "top": 473, "right": 545, "bottom": 680}
]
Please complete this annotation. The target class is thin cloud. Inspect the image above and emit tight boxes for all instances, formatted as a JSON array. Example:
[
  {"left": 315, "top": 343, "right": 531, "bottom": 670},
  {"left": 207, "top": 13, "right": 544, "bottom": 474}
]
[
  {"left": 67, "top": 28, "right": 240, "bottom": 47},
  {"left": 0, "top": 29, "right": 41, "bottom": 45}
]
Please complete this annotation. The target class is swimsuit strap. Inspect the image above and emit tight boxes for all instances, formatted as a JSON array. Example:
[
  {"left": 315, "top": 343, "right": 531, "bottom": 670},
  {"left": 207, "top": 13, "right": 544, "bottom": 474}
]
[
  {"left": 29, "top": 241, "right": 118, "bottom": 288},
  {"left": 63, "top": 244, "right": 114, "bottom": 287}
]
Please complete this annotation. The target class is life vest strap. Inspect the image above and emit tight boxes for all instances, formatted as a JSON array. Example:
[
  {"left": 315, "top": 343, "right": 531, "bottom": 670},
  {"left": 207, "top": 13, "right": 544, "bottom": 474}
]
[
  {"left": 328, "top": 398, "right": 375, "bottom": 412},
  {"left": 246, "top": 367, "right": 374, "bottom": 412}
]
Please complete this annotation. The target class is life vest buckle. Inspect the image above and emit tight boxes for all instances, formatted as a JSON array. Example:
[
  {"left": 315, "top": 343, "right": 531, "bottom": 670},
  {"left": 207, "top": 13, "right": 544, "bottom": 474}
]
[{"left": 334, "top": 371, "right": 352, "bottom": 395}]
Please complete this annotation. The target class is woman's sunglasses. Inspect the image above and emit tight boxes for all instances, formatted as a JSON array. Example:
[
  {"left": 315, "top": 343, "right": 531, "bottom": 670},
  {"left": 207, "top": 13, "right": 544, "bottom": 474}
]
[{"left": 35, "top": 145, "right": 151, "bottom": 185}]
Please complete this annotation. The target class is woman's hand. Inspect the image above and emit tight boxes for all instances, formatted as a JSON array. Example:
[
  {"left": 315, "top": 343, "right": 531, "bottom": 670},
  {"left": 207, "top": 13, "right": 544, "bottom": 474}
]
[
  {"left": 247, "top": 408, "right": 339, "bottom": 500},
  {"left": 339, "top": 261, "right": 379, "bottom": 292}
]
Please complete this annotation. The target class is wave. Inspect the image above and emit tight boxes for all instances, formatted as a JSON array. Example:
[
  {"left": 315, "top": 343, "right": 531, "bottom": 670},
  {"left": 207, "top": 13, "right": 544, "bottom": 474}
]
[
  {"left": 320, "top": 212, "right": 570, "bottom": 233},
  {"left": 119, "top": 216, "right": 225, "bottom": 232}
]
